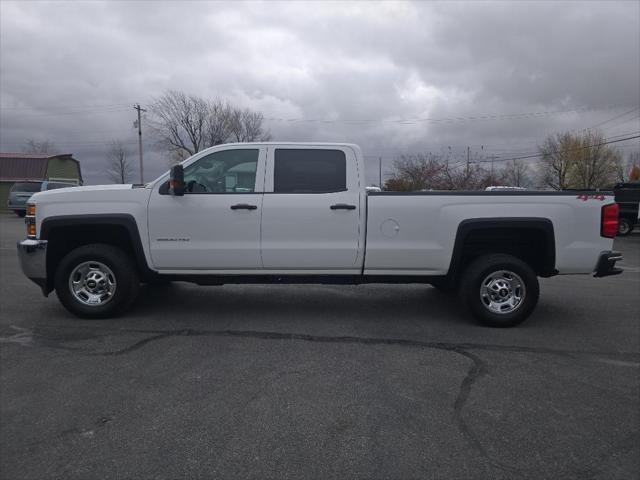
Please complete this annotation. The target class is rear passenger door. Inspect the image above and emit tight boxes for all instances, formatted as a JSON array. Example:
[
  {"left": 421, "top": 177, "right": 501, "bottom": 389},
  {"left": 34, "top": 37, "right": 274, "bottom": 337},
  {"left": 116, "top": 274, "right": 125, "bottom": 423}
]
[{"left": 261, "top": 146, "right": 362, "bottom": 271}]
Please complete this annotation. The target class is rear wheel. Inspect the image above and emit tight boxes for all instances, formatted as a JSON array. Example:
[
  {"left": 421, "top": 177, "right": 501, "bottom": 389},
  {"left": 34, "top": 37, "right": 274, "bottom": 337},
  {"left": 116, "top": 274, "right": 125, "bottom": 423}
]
[
  {"left": 54, "top": 244, "right": 140, "bottom": 319},
  {"left": 14, "top": 210, "right": 26, "bottom": 217},
  {"left": 617, "top": 218, "right": 632, "bottom": 236},
  {"left": 459, "top": 254, "right": 539, "bottom": 327}
]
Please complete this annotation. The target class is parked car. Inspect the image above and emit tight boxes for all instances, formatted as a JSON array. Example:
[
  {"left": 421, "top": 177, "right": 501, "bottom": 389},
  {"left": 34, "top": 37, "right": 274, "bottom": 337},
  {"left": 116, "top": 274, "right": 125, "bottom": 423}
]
[
  {"left": 485, "top": 186, "right": 527, "bottom": 191},
  {"left": 17, "top": 142, "right": 622, "bottom": 327},
  {"left": 613, "top": 182, "right": 640, "bottom": 236},
  {"left": 7, "top": 180, "right": 78, "bottom": 216}
]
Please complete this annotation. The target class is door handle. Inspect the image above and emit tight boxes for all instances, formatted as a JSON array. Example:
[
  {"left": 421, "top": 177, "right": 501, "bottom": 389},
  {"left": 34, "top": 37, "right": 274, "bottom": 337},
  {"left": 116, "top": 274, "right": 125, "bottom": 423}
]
[
  {"left": 330, "top": 203, "right": 357, "bottom": 210},
  {"left": 230, "top": 204, "right": 258, "bottom": 210}
]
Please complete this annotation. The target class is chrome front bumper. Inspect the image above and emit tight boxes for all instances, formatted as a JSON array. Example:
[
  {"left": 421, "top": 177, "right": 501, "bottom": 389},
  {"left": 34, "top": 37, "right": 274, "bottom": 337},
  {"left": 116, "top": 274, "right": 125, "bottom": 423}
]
[{"left": 17, "top": 239, "right": 50, "bottom": 295}]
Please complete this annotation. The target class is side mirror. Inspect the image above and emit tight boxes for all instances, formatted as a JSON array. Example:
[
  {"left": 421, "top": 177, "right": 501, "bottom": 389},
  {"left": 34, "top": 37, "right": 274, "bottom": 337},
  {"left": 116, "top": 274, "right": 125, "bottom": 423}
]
[{"left": 169, "top": 165, "right": 185, "bottom": 196}]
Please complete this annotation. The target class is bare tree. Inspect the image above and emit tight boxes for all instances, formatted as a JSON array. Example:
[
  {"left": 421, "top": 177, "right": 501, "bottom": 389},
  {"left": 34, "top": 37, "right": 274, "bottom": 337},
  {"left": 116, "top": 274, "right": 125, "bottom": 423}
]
[
  {"left": 228, "top": 109, "right": 272, "bottom": 142},
  {"left": 539, "top": 132, "right": 576, "bottom": 190},
  {"left": 386, "top": 153, "right": 447, "bottom": 191},
  {"left": 150, "top": 90, "right": 272, "bottom": 159},
  {"left": 23, "top": 139, "right": 58, "bottom": 155},
  {"left": 205, "top": 99, "right": 233, "bottom": 146},
  {"left": 150, "top": 90, "right": 209, "bottom": 157},
  {"left": 384, "top": 152, "right": 496, "bottom": 191},
  {"left": 502, "top": 159, "right": 530, "bottom": 187},
  {"left": 106, "top": 141, "right": 134, "bottom": 184}
]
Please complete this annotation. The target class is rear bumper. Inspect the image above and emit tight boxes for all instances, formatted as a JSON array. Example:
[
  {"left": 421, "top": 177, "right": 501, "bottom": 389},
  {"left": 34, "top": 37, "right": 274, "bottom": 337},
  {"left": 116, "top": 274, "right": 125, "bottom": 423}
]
[
  {"left": 17, "top": 239, "right": 50, "bottom": 295},
  {"left": 593, "top": 251, "right": 623, "bottom": 278}
]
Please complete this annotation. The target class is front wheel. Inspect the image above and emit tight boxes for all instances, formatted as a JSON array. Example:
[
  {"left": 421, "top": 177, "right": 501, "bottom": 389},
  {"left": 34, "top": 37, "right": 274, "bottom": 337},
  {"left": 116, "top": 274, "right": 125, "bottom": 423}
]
[
  {"left": 54, "top": 244, "right": 140, "bottom": 319},
  {"left": 459, "top": 254, "right": 539, "bottom": 327},
  {"left": 617, "top": 218, "right": 632, "bottom": 236}
]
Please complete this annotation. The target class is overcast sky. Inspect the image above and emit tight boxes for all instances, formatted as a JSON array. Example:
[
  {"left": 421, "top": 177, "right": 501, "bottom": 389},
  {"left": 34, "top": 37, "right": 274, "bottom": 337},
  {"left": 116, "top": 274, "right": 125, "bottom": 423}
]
[{"left": 1, "top": 0, "right": 639, "bottom": 185}]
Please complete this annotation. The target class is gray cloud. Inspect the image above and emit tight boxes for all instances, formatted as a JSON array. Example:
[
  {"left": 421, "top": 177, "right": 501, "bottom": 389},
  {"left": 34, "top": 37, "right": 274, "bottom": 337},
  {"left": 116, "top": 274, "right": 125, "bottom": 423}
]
[{"left": 1, "top": 0, "right": 638, "bottom": 185}]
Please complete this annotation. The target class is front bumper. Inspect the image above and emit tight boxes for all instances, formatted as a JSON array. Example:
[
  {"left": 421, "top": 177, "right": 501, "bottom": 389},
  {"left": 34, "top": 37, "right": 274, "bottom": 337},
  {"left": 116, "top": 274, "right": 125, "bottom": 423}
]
[
  {"left": 593, "top": 250, "right": 623, "bottom": 278},
  {"left": 17, "top": 239, "right": 50, "bottom": 295}
]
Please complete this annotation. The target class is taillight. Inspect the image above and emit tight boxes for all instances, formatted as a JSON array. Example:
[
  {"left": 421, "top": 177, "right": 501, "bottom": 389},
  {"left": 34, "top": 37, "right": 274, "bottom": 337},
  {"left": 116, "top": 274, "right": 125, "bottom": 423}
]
[{"left": 601, "top": 203, "right": 619, "bottom": 238}]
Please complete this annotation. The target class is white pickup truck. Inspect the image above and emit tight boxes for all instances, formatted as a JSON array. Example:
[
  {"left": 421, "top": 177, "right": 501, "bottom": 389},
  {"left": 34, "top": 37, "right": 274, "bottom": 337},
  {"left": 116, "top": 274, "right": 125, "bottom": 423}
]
[{"left": 18, "top": 142, "right": 623, "bottom": 327}]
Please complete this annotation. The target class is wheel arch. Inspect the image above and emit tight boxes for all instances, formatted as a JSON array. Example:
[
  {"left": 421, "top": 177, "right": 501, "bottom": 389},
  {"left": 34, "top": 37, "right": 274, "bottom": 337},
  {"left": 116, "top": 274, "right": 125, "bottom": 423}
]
[
  {"left": 40, "top": 214, "right": 154, "bottom": 292},
  {"left": 446, "top": 217, "right": 557, "bottom": 284}
]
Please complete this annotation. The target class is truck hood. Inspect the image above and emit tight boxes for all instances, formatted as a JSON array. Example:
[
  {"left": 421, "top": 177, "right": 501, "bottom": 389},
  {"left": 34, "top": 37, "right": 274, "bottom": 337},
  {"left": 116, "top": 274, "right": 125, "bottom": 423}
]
[
  {"left": 30, "top": 184, "right": 153, "bottom": 233},
  {"left": 31, "top": 184, "right": 138, "bottom": 202},
  {"left": 29, "top": 184, "right": 154, "bottom": 212}
]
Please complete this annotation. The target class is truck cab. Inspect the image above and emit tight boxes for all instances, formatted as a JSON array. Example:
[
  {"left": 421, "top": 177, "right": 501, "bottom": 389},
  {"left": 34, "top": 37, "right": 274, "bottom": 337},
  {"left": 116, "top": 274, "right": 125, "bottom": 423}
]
[{"left": 149, "top": 143, "right": 364, "bottom": 272}]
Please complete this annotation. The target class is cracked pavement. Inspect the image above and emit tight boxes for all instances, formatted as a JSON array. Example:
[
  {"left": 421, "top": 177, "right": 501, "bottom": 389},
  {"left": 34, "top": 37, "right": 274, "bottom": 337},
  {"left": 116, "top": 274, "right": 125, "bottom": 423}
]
[{"left": 1, "top": 214, "right": 639, "bottom": 479}]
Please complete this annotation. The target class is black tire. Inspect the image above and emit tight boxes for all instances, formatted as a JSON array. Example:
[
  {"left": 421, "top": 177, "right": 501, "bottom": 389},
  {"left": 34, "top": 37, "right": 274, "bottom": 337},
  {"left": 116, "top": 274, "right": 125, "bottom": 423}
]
[
  {"left": 617, "top": 218, "right": 632, "bottom": 236},
  {"left": 54, "top": 243, "right": 140, "bottom": 319},
  {"left": 15, "top": 210, "right": 26, "bottom": 217},
  {"left": 458, "top": 254, "right": 539, "bottom": 328}
]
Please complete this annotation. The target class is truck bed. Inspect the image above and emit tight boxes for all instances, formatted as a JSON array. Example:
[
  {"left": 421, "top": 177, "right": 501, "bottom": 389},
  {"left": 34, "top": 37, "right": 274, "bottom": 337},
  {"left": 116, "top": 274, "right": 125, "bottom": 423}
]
[{"left": 364, "top": 190, "right": 613, "bottom": 275}]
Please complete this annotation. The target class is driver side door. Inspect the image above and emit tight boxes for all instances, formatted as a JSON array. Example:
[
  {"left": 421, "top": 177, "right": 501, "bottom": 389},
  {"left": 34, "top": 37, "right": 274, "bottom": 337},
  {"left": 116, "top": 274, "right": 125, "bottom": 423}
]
[{"left": 147, "top": 146, "right": 265, "bottom": 271}]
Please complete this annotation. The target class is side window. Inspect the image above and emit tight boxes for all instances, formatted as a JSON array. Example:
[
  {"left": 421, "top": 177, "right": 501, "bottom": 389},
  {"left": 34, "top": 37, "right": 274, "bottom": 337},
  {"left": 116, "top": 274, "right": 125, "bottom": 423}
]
[
  {"left": 183, "top": 149, "right": 259, "bottom": 194},
  {"left": 274, "top": 149, "right": 346, "bottom": 193}
]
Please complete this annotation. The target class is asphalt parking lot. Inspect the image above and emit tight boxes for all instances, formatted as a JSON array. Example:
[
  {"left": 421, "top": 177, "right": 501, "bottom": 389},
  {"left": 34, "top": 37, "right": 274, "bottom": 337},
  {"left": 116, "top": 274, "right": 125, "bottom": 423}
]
[{"left": 0, "top": 213, "right": 638, "bottom": 479}]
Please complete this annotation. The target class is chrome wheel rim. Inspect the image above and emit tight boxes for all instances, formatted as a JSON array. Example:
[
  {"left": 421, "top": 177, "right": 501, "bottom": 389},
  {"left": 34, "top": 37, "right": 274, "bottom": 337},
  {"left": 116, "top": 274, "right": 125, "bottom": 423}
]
[
  {"left": 480, "top": 270, "right": 526, "bottom": 314},
  {"left": 69, "top": 261, "right": 117, "bottom": 306}
]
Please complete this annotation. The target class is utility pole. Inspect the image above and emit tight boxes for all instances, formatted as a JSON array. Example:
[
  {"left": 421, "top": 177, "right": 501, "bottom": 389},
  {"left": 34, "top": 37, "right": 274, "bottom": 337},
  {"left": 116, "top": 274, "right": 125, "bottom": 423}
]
[
  {"left": 379, "top": 157, "right": 382, "bottom": 188},
  {"left": 488, "top": 155, "right": 499, "bottom": 186},
  {"left": 133, "top": 104, "right": 147, "bottom": 183},
  {"left": 466, "top": 146, "right": 470, "bottom": 176}
]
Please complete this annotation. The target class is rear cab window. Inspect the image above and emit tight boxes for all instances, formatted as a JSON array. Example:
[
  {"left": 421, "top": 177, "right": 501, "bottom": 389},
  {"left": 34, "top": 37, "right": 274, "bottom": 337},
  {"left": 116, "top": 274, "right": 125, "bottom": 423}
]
[{"left": 273, "top": 149, "right": 347, "bottom": 193}]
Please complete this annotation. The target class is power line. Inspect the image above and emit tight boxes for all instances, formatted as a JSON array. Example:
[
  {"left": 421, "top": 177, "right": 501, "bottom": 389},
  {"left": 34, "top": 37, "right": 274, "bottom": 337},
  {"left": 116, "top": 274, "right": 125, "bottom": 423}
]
[
  {"left": 456, "top": 130, "right": 640, "bottom": 162},
  {"left": 0, "top": 102, "right": 133, "bottom": 112},
  {"left": 262, "top": 104, "right": 630, "bottom": 125},
  {"left": 599, "top": 115, "right": 640, "bottom": 134},
  {"left": 0, "top": 140, "right": 138, "bottom": 147},
  {"left": 479, "top": 134, "right": 640, "bottom": 164},
  {"left": 584, "top": 106, "right": 640, "bottom": 130},
  {"left": 1, "top": 106, "right": 132, "bottom": 118},
  {"left": 363, "top": 131, "right": 640, "bottom": 165}
]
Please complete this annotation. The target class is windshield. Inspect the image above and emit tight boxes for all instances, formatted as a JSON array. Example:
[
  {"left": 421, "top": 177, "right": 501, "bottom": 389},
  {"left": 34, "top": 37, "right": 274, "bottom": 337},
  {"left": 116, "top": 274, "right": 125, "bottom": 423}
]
[{"left": 10, "top": 182, "right": 42, "bottom": 193}]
